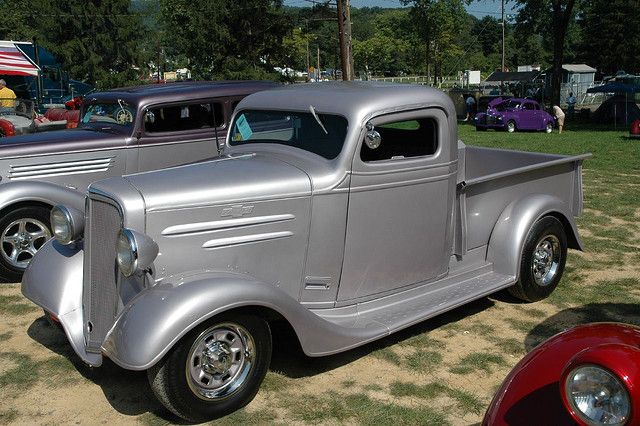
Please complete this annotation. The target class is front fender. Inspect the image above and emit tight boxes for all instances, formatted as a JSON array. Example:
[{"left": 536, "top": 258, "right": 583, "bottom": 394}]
[
  {"left": 484, "top": 323, "right": 640, "bottom": 425},
  {"left": 0, "top": 181, "right": 85, "bottom": 212},
  {"left": 103, "top": 271, "right": 387, "bottom": 371},
  {"left": 21, "top": 239, "right": 101, "bottom": 366},
  {"left": 487, "top": 194, "right": 582, "bottom": 279},
  {"left": 102, "top": 273, "right": 303, "bottom": 370}
]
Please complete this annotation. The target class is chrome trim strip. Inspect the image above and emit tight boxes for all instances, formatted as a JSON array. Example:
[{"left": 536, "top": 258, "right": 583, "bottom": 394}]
[
  {"left": 162, "top": 214, "right": 295, "bottom": 236},
  {"left": 9, "top": 167, "right": 111, "bottom": 180},
  {"left": 9, "top": 157, "right": 113, "bottom": 172},
  {"left": 202, "top": 231, "right": 293, "bottom": 249}
]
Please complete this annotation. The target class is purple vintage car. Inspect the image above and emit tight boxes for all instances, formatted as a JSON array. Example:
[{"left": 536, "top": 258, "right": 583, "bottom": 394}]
[{"left": 475, "top": 98, "right": 555, "bottom": 133}]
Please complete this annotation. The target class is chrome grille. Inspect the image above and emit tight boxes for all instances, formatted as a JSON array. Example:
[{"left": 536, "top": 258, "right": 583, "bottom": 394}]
[{"left": 83, "top": 196, "right": 122, "bottom": 352}]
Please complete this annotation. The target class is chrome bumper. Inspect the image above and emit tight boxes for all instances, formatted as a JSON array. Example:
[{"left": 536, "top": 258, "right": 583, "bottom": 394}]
[{"left": 21, "top": 239, "right": 102, "bottom": 367}]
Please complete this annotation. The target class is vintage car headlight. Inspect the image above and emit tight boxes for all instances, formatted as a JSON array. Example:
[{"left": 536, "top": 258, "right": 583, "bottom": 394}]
[
  {"left": 51, "top": 205, "right": 84, "bottom": 245},
  {"left": 116, "top": 228, "right": 158, "bottom": 277},
  {"left": 564, "top": 365, "right": 630, "bottom": 426}
]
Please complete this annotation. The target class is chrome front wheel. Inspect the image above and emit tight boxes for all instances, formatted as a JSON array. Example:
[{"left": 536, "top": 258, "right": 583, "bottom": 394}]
[
  {"left": 0, "top": 205, "right": 52, "bottom": 282},
  {"left": 1, "top": 218, "right": 51, "bottom": 270},
  {"left": 148, "top": 314, "right": 271, "bottom": 422},
  {"left": 507, "top": 120, "right": 516, "bottom": 133},
  {"left": 187, "top": 322, "right": 256, "bottom": 400}
]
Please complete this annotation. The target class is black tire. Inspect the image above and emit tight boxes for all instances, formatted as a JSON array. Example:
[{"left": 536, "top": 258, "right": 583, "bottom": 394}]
[
  {"left": 148, "top": 314, "right": 272, "bottom": 422},
  {"left": 508, "top": 216, "right": 567, "bottom": 302},
  {"left": 476, "top": 126, "right": 487, "bottom": 131},
  {"left": 43, "top": 309, "right": 64, "bottom": 331},
  {"left": 0, "top": 205, "right": 52, "bottom": 283}
]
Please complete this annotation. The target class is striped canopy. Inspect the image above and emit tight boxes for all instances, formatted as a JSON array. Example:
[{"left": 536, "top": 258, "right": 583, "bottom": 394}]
[{"left": 0, "top": 41, "right": 40, "bottom": 77}]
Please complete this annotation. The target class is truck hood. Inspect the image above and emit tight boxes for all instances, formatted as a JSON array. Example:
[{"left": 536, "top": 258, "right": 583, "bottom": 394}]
[{"left": 124, "top": 153, "right": 312, "bottom": 211}]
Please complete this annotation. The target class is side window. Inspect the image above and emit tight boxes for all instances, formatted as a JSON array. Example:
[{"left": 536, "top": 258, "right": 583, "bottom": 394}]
[
  {"left": 523, "top": 103, "right": 535, "bottom": 111},
  {"left": 533, "top": 103, "right": 540, "bottom": 110},
  {"left": 145, "top": 102, "right": 223, "bottom": 133},
  {"left": 360, "top": 117, "right": 438, "bottom": 162},
  {"left": 231, "top": 100, "right": 241, "bottom": 112}
]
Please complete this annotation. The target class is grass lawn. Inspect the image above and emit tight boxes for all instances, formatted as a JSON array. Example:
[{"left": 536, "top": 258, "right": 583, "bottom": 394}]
[{"left": 1, "top": 122, "right": 639, "bottom": 425}]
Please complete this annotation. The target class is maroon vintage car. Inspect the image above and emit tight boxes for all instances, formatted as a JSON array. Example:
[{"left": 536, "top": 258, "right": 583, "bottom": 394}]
[
  {"left": 475, "top": 98, "right": 555, "bottom": 133},
  {"left": 484, "top": 323, "right": 639, "bottom": 425}
]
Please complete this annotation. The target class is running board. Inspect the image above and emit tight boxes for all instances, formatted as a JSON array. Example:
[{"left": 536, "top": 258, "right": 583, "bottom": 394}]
[{"left": 315, "top": 271, "right": 516, "bottom": 335}]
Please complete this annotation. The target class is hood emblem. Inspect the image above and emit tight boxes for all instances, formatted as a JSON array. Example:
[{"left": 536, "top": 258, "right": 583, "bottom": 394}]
[{"left": 221, "top": 204, "right": 254, "bottom": 218}]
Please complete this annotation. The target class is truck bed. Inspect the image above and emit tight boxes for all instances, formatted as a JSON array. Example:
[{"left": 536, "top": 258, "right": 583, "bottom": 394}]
[{"left": 455, "top": 142, "right": 590, "bottom": 256}]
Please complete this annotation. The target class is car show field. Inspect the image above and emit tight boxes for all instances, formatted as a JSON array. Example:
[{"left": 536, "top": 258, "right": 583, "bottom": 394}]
[{"left": 1, "top": 123, "right": 639, "bottom": 425}]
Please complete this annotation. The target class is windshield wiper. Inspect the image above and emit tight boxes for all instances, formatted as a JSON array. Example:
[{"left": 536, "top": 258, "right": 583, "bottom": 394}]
[{"left": 309, "top": 105, "right": 328, "bottom": 135}]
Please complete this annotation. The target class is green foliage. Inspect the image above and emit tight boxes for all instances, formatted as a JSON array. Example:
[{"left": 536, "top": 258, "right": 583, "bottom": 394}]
[
  {"left": 0, "top": 0, "right": 150, "bottom": 88},
  {"left": 576, "top": 0, "right": 640, "bottom": 75},
  {"left": 160, "top": 0, "right": 289, "bottom": 80}
]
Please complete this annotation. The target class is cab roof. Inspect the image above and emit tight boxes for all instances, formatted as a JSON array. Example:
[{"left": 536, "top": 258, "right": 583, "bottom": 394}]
[{"left": 237, "top": 81, "right": 456, "bottom": 122}]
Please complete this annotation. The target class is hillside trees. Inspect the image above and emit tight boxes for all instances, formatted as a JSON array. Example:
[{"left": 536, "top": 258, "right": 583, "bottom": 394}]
[
  {"left": 160, "top": 0, "right": 289, "bottom": 80},
  {"left": 0, "top": 0, "right": 148, "bottom": 88}
]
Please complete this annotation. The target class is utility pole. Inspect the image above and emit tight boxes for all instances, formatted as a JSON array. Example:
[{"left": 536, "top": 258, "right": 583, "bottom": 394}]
[
  {"left": 501, "top": 0, "right": 505, "bottom": 71},
  {"left": 317, "top": 46, "right": 320, "bottom": 81},
  {"left": 337, "top": 0, "right": 354, "bottom": 80}
]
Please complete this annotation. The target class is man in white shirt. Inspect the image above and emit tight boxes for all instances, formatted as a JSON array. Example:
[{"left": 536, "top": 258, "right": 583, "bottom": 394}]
[{"left": 553, "top": 105, "right": 565, "bottom": 134}]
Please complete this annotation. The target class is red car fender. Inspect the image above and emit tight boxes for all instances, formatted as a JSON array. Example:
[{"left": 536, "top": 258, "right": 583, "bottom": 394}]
[
  {"left": 560, "top": 343, "right": 640, "bottom": 426},
  {"left": 483, "top": 323, "right": 640, "bottom": 425},
  {"left": 0, "top": 118, "right": 15, "bottom": 137},
  {"left": 630, "top": 119, "right": 640, "bottom": 136}
]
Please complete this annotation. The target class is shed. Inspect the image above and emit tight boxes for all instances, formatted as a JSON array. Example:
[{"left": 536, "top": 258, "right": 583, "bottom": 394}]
[{"left": 544, "top": 64, "right": 597, "bottom": 105}]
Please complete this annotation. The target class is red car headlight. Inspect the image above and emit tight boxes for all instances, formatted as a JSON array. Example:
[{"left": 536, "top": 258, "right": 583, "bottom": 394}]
[{"left": 561, "top": 344, "right": 639, "bottom": 426}]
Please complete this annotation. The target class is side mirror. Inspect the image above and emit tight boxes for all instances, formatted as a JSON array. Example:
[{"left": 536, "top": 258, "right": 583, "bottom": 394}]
[
  {"left": 365, "top": 122, "right": 381, "bottom": 150},
  {"left": 145, "top": 110, "right": 155, "bottom": 124}
]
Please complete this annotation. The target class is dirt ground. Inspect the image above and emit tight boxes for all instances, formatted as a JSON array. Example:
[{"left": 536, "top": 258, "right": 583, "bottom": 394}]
[{"left": 1, "top": 205, "right": 639, "bottom": 425}]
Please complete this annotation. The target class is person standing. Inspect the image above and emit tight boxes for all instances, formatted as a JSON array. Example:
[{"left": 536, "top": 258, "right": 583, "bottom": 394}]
[
  {"left": 464, "top": 95, "right": 476, "bottom": 121},
  {"left": 566, "top": 92, "right": 577, "bottom": 119},
  {"left": 553, "top": 105, "right": 565, "bottom": 134},
  {"left": 0, "top": 79, "right": 16, "bottom": 109}
]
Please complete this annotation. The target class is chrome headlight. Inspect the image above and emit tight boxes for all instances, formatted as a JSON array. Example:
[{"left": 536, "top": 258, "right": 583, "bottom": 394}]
[
  {"left": 564, "top": 365, "right": 630, "bottom": 426},
  {"left": 51, "top": 205, "right": 84, "bottom": 245},
  {"left": 116, "top": 228, "right": 158, "bottom": 277}
]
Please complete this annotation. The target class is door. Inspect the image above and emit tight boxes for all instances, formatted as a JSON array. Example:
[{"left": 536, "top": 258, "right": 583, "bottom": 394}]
[
  {"left": 337, "top": 109, "right": 457, "bottom": 302},
  {"left": 137, "top": 100, "right": 226, "bottom": 172},
  {"left": 520, "top": 102, "right": 538, "bottom": 129}
]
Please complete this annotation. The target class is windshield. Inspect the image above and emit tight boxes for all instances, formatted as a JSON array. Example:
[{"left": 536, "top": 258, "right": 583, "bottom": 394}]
[
  {"left": 81, "top": 102, "right": 136, "bottom": 128},
  {"left": 0, "top": 99, "right": 35, "bottom": 119},
  {"left": 229, "top": 110, "right": 348, "bottom": 160},
  {"left": 495, "top": 100, "right": 521, "bottom": 111}
]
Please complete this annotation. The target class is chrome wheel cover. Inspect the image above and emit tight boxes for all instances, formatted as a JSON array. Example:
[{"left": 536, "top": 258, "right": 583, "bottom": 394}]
[
  {"left": 531, "top": 235, "right": 561, "bottom": 286},
  {"left": 545, "top": 122, "right": 553, "bottom": 133},
  {"left": 507, "top": 122, "right": 516, "bottom": 132},
  {"left": 186, "top": 322, "right": 255, "bottom": 400},
  {"left": 1, "top": 218, "right": 51, "bottom": 269}
]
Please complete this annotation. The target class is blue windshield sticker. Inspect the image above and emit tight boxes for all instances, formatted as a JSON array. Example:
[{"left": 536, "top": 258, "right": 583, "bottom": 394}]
[
  {"left": 82, "top": 111, "right": 92, "bottom": 123},
  {"left": 235, "top": 114, "right": 253, "bottom": 141}
]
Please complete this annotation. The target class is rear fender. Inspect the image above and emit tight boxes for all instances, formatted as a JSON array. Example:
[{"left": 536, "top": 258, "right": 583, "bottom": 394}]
[
  {"left": 487, "top": 194, "right": 582, "bottom": 279},
  {"left": 103, "top": 271, "right": 378, "bottom": 371}
]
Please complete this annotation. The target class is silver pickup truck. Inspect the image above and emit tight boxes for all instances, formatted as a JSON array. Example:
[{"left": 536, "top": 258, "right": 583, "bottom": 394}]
[
  {"left": 0, "top": 80, "right": 276, "bottom": 281},
  {"left": 22, "top": 82, "right": 589, "bottom": 422}
]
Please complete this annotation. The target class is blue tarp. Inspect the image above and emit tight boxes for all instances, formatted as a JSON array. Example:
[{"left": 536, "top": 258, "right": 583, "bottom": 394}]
[{"left": 587, "top": 83, "right": 640, "bottom": 94}]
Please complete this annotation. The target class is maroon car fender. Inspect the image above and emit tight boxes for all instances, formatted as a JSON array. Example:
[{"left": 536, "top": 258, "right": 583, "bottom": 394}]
[
  {"left": 483, "top": 323, "right": 640, "bottom": 425},
  {"left": 0, "top": 118, "right": 15, "bottom": 137}
]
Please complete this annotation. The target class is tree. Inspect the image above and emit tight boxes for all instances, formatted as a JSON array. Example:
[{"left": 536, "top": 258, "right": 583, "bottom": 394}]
[
  {"left": 1, "top": 0, "right": 149, "bottom": 88},
  {"left": 577, "top": 0, "right": 640, "bottom": 75},
  {"left": 401, "top": 0, "right": 469, "bottom": 83},
  {"left": 515, "top": 0, "right": 579, "bottom": 104},
  {"left": 160, "top": 0, "right": 289, "bottom": 80}
]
